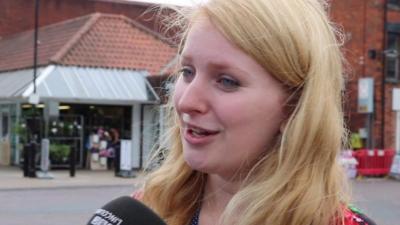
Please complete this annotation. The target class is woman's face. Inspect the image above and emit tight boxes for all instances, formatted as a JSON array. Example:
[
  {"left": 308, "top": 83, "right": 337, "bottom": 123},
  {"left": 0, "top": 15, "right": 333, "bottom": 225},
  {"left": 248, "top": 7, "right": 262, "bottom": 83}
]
[{"left": 174, "top": 17, "right": 288, "bottom": 179}]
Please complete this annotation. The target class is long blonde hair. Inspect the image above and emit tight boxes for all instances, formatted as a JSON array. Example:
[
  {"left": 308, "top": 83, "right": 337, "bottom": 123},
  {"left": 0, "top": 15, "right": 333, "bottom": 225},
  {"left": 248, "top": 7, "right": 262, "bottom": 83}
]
[{"left": 142, "top": 0, "right": 349, "bottom": 225}]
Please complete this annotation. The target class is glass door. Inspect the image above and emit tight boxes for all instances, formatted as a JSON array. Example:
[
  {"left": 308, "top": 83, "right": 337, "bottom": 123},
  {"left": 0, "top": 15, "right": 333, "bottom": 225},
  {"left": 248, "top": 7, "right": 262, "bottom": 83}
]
[{"left": 0, "top": 108, "right": 11, "bottom": 165}]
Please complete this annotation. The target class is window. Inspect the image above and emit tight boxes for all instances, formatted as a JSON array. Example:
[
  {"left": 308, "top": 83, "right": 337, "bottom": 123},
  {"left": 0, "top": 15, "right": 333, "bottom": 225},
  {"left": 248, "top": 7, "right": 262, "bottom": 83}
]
[
  {"left": 385, "top": 32, "right": 400, "bottom": 82},
  {"left": 1, "top": 112, "right": 9, "bottom": 139},
  {"left": 389, "top": 0, "right": 400, "bottom": 8}
]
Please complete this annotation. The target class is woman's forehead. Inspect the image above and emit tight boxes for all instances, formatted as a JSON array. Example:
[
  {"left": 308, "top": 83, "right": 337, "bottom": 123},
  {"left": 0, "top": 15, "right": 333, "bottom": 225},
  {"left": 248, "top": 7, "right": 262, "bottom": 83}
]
[{"left": 181, "top": 18, "right": 239, "bottom": 59}]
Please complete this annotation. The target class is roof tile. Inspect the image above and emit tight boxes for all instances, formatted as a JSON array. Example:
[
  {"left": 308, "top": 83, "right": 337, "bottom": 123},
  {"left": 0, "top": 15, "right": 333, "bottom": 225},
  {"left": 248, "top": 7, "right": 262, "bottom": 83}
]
[{"left": 0, "top": 13, "right": 177, "bottom": 75}]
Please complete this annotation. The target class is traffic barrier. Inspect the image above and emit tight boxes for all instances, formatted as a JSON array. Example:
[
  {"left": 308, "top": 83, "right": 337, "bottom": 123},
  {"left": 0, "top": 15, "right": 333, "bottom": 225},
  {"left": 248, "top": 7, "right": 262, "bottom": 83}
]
[{"left": 353, "top": 149, "right": 396, "bottom": 176}]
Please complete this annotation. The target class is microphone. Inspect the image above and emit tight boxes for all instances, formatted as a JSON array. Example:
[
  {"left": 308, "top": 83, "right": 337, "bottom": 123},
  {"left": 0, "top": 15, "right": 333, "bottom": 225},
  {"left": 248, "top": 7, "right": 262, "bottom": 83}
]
[{"left": 86, "top": 196, "right": 166, "bottom": 225}]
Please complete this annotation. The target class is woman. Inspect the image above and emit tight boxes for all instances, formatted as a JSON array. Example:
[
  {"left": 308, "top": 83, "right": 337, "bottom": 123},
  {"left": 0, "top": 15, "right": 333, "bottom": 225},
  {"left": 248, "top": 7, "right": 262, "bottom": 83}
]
[
  {"left": 107, "top": 128, "right": 120, "bottom": 171},
  {"left": 137, "top": 0, "right": 375, "bottom": 225}
]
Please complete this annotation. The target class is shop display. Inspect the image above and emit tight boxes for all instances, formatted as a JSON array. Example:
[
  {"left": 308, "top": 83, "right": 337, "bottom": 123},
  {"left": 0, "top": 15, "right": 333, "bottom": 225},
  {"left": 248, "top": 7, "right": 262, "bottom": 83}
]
[{"left": 88, "top": 127, "right": 119, "bottom": 170}]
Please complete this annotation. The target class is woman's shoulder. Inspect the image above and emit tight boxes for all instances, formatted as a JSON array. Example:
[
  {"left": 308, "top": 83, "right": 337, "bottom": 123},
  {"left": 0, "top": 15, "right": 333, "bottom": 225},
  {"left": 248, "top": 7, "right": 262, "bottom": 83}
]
[{"left": 342, "top": 205, "right": 377, "bottom": 225}]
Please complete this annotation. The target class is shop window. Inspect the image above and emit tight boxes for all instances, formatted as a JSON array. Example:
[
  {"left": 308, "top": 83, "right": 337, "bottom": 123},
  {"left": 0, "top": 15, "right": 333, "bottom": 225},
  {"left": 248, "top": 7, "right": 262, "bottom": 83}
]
[
  {"left": 389, "top": 0, "right": 400, "bottom": 9},
  {"left": 1, "top": 112, "right": 9, "bottom": 138},
  {"left": 385, "top": 33, "right": 400, "bottom": 83}
]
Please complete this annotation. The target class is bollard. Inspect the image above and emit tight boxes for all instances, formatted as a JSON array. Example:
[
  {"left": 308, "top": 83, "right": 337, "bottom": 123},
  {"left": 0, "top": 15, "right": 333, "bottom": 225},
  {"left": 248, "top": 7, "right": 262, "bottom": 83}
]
[
  {"left": 29, "top": 143, "right": 38, "bottom": 177},
  {"left": 69, "top": 146, "right": 76, "bottom": 177},
  {"left": 23, "top": 144, "right": 29, "bottom": 177},
  {"left": 23, "top": 143, "right": 37, "bottom": 178},
  {"left": 36, "top": 139, "right": 54, "bottom": 179},
  {"left": 114, "top": 145, "right": 120, "bottom": 176}
]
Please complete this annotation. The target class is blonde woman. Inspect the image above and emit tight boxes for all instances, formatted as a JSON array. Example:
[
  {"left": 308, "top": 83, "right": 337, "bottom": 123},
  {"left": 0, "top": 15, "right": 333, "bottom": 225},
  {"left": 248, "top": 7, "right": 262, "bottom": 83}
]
[{"left": 136, "top": 0, "right": 376, "bottom": 225}]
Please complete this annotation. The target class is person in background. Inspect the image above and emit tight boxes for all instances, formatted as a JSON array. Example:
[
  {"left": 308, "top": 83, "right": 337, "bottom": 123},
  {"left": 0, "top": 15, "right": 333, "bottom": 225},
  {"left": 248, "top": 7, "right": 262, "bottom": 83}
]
[
  {"left": 135, "top": 0, "right": 376, "bottom": 225},
  {"left": 107, "top": 128, "right": 120, "bottom": 170}
]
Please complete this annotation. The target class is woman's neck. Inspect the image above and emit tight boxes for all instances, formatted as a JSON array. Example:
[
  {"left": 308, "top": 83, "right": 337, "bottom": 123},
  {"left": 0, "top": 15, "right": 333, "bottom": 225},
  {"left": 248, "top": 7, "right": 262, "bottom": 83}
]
[{"left": 199, "top": 174, "right": 241, "bottom": 225}]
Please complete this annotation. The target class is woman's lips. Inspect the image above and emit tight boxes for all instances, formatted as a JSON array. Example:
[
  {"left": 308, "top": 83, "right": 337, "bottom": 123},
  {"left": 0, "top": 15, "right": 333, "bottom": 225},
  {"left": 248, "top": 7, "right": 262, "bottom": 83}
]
[{"left": 183, "top": 124, "right": 220, "bottom": 145}]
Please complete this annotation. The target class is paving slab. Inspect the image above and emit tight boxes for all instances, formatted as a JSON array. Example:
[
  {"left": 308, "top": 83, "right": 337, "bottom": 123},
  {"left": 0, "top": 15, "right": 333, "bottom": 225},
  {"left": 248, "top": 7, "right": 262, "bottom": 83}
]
[{"left": 0, "top": 166, "right": 142, "bottom": 190}]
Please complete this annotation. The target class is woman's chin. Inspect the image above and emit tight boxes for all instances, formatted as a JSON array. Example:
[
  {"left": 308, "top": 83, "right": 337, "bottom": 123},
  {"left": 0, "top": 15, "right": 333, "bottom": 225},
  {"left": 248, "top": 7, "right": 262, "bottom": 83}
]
[{"left": 184, "top": 155, "right": 209, "bottom": 173}]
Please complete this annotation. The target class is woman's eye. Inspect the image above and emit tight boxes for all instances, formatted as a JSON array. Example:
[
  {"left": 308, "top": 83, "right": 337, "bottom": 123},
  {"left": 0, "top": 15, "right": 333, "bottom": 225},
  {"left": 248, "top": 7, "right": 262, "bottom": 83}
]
[
  {"left": 178, "top": 66, "right": 195, "bottom": 82},
  {"left": 217, "top": 76, "right": 240, "bottom": 90}
]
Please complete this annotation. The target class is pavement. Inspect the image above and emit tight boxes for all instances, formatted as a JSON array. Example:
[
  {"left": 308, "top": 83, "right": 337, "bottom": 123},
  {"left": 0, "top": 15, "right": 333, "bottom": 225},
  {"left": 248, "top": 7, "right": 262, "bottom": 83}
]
[
  {"left": 0, "top": 166, "right": 142, "bottom": 190},
  {"left": 1, "top": 166, "right": 400, "bottom": 225}
]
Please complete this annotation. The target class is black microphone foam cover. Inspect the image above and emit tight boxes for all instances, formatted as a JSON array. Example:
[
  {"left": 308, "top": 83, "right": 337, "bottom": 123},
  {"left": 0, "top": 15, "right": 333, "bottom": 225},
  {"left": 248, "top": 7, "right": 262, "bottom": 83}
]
[{"left": 87, "top": 196, "right": 166, "bottom": 225}]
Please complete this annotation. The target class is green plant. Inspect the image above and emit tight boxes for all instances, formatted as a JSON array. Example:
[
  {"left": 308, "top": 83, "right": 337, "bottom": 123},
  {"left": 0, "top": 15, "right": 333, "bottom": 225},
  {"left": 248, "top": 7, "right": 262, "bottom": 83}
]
[
  {"left": 12, "top": 122, "right": 27, "bottom": 144},
  {"left": 49, "top": 144, "right": 70, "bottom": 163}
]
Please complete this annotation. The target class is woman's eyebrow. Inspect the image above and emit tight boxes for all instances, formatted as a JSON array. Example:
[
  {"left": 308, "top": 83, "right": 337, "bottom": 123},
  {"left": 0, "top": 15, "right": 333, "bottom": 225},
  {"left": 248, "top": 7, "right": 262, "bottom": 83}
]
[
  {"left": 180, "top": 55, "right": 249, "bottom": 76},
  {"left": 208, "top": 61, "right": 249, "bottom": 76},
  {"left": 179, "top": 55, "right": 193, "bottom": 64}
]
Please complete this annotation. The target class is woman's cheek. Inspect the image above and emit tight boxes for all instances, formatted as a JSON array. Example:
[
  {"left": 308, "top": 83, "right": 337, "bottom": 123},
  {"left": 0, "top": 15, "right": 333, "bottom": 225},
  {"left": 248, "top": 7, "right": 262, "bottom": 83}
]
[{"left": 172, "top": 80, "right": 184, "bottom": 110}]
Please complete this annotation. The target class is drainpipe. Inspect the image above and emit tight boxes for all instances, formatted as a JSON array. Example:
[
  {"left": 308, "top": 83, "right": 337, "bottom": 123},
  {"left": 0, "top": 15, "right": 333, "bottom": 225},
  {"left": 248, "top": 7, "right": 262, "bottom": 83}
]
[
  {"left": 363, "top": 0, "right": 374, "bottom": 149},
  {"left": 381, "top": 0, "right": 388, "bottom": 149},
  {"left": 33, "top": 0, "right": 40, "bottom": 96}
]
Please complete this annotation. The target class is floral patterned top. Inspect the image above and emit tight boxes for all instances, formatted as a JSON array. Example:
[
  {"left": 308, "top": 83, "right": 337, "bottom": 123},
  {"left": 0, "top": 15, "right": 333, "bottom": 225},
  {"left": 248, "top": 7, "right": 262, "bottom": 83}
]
[
  {"left": 188, "top": 206, "right": 376, "bottom": 225},
  {"left": 341, "top": 206, "right": 377, "bottom": 225},
  {"left": 131, "top": 191, "right": 376, "bottom": 225}
]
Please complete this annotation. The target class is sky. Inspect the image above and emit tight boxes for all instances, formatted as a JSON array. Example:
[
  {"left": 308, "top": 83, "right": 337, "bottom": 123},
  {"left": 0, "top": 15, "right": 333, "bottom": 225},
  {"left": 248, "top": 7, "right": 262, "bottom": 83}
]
[{"left": 125, "top": 0, "right": 206, "bottom": 6}]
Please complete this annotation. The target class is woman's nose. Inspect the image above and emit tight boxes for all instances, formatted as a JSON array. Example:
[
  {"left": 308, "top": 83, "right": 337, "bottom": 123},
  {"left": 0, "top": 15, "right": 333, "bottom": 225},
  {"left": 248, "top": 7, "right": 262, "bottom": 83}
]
[{"left": 175, "top": 78, "right": 209, "bottom": 115}]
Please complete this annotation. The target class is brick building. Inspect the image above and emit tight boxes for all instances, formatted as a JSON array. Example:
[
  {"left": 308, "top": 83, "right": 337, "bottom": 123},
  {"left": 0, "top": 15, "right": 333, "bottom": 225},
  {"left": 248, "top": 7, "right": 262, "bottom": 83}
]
[
  {"left": 0, "top": 0, "right": 399, "bottom": 151},
  {"left": 0, "top": 0, "right": 178, "bottom": 168},
  {"left": 330, "top": 0, "right": 400, "bottom": 151},
  {"left": 0, "top": 0, "right": 165, "bottom": 38}
]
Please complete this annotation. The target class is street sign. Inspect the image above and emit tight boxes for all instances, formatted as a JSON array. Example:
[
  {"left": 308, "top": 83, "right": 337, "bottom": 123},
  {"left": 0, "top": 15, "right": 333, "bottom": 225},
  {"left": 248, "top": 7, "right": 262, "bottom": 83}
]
[
  {"left": 358, "top": 78, "right": 374, "bottom": 113},
  {"left": 28, "top": 93, "right": 40, "bottom": 105},
  {"left": 120, "top": 140, "right": 132, "bottom": 171},
  {"left": 390, "top": 155, "right": 400, "bottom": 178},
  {"left": 393, "top": 88, "right": 400, "bottom": 111}
]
